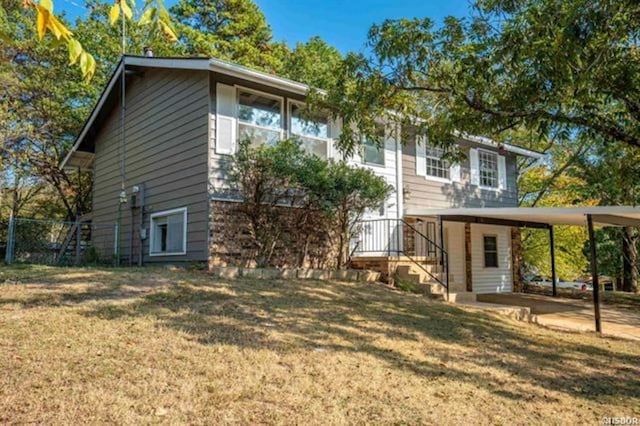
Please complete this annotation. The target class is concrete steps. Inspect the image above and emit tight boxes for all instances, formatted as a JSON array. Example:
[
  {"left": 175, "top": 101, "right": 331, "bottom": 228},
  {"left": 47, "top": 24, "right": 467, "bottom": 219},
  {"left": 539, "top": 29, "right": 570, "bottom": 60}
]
[{"left": 395, "top": 263, "right": 475, "bottom": 303}]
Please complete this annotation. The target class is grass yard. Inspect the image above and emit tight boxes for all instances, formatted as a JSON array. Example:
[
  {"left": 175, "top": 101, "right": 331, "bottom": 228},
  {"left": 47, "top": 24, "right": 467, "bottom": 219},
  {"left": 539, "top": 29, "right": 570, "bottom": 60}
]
[{"left": 1, "top": 266, "right": 639, "bottom": 424}]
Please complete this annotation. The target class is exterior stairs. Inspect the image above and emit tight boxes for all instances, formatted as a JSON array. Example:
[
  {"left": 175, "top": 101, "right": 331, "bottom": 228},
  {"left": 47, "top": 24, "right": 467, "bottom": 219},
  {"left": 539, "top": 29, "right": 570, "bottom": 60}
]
[{"left": 395, "top": 264, "right": 476, "bottom": 303}]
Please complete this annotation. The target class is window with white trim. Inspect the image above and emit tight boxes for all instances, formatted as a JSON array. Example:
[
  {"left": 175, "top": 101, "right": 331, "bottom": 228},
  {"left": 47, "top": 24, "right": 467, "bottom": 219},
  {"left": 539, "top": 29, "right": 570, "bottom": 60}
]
[
  {"left": 289, "top": 101, "right": 329, "bottom": 159},
  {"left": 479, "top": 150, "right": 499, "bottom": 188},
  {"left": 237, "top": 88, "right": 283, "bottom": 147},
  {"left": 150, "top": 208, "right": 187, "bottom": 256},
  {"left": 425, "top": 146, "right": 450, "bottom": 180},
  {"left": 362, "top": 126, "right": 385, "bottom": 166}
]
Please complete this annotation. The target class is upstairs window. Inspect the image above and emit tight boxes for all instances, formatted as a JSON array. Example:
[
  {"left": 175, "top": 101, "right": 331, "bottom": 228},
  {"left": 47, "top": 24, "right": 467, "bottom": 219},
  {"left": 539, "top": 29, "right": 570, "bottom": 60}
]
[
  {"left": 237, "top": 88, "right": 283, "bottom": 147},
  {"left": 150, "top": 208, "right": 187, "bottom": 256},
  {"left": 479, "top": 149, "right": 499, "bottom": 188},
  {"left": 290, "top": 102, "right": 329, "bottom": 159},
  {"left": 425, "top": 146, "right": 450, "bottom": 180},
  {"left": 362, "top": 126, "right": 385, "bottom": 166},
  {"left": 483, "top": 235, "right": 498, "bottom": 268}
]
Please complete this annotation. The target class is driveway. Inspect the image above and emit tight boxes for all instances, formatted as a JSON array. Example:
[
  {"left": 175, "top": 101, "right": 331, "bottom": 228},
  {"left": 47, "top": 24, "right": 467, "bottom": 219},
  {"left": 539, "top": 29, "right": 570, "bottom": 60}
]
[{"left": 476, "top": 293, "right": 640, "bottom": 341}]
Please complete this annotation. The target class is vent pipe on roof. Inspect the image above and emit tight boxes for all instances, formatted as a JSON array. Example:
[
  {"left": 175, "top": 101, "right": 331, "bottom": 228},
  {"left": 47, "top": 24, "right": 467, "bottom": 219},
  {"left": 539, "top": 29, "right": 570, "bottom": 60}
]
[{"left": 143, "top": 46, "right": 154, "bottom": 57}]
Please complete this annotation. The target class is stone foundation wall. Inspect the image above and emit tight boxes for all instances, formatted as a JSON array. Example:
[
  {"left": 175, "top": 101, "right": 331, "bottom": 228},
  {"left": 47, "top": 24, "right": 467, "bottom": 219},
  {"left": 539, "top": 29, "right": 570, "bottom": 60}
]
[{"left": 208, "top": 200, "right": 338, "bottom": 270}]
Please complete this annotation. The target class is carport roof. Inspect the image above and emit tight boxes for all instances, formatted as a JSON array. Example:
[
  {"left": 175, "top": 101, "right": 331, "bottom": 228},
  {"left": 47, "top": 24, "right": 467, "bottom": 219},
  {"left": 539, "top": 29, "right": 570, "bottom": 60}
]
[{"left": 404, "top": 206, "right": 640, "bottom": 228}]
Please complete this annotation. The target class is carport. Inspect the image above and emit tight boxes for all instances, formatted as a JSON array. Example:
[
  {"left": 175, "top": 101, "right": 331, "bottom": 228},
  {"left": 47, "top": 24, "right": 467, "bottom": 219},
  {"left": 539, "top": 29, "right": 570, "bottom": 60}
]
[{"left": 404, "top": 206, "right": 640, "bottom": 334}]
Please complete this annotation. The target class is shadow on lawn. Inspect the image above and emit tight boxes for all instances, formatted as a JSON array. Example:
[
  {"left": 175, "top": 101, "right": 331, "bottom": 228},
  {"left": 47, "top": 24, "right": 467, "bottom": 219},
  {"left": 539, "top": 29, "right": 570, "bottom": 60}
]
[{"left": 3, "top": 267, "right": 640, "bottom": 405}]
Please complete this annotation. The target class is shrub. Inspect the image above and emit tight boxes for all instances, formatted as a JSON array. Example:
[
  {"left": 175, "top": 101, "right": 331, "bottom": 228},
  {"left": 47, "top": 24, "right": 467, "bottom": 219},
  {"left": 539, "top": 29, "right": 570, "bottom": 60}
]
[{"left": 228, "top": 139, "right": 393, "bottom": 268}]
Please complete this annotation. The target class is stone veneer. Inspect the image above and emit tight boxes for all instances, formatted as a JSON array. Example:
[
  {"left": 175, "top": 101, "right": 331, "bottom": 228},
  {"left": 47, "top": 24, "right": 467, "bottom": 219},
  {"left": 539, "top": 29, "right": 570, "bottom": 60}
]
[{"left": 208, "top": 200, "right": 338, "bottom": 270}]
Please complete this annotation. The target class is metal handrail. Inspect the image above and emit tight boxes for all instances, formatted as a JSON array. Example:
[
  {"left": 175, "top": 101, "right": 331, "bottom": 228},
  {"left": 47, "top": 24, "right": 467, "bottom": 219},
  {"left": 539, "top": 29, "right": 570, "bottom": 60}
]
[{"left": 353, "top": 218, "right": 450, "bottom": 295}]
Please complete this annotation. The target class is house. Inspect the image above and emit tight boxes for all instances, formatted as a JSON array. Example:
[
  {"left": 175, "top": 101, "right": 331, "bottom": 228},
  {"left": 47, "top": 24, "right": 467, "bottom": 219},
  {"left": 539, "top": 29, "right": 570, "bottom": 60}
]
[{"left": 61, "top": 55, "right": 543, "bottom": 298}]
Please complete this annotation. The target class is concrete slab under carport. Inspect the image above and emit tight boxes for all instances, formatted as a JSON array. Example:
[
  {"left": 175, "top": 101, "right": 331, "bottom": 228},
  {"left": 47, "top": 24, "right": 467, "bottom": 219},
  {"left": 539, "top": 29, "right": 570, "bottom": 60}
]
[{"left": 476, "top": 293, "right": 640, "bottom": 341}]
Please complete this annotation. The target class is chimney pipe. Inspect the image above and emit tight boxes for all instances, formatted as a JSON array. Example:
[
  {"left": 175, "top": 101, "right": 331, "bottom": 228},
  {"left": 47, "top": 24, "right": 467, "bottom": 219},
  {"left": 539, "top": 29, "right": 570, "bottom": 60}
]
[{"left": 143, "top": 46, "right": 154, "bottom": 58}]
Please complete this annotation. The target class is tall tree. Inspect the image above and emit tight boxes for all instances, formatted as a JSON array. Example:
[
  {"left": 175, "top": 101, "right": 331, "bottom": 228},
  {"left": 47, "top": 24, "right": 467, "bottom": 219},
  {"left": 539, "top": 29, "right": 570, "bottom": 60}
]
[
  {"left": 573, "top": 141, "right": 640, "bottom": 293},
  {"left": 170, "top": 0, "right": 284, "bottom": 71},
  {"left": 316, "top": 0, "right": 640, "bottom": 156},
  {"left": 279, "top": 36, "right": 342, "bottom": 89}
]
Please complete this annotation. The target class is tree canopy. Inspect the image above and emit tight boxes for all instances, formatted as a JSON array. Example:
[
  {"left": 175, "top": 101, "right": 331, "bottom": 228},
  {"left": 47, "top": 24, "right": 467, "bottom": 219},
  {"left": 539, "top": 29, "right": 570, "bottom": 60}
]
[{"left": 317, "top": 0, "right": 640, "bottom": 155}]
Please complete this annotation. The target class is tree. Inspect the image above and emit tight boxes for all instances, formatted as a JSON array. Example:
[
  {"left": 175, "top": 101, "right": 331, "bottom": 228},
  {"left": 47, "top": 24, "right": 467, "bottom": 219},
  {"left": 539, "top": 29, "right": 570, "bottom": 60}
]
[
  {"left": 320, "top": 161, "right": 393, "bottom": 268},
  {"left": 279, "top": 36, "right": 342, "bottom": 89},
  {"left": 227, "top": 139, "right": 321, "bottom": 267},
  {"left": 228, "top": 139, "right": 392, "bottom": 269},
  {"left": 315, "top": 0, "right": 640, "bottom": 156},
  {"left": 573, "top": 141, "right": 640, "bottom": 293},
  {"left": 170, "top": 0, "right": 284, "bottom": 71},
  {"left": 0, "top": 0, "right": 179, "bottom": 80}
]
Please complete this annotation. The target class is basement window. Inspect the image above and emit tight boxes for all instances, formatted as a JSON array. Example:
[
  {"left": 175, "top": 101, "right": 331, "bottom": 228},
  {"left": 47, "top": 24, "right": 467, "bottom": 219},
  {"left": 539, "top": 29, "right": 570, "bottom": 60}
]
[
  {"left": 483, "top": 235, "right": 498, "bottom": 268},
  {"left": 150, "top": 208, "right": 187, "bottom": 256}
]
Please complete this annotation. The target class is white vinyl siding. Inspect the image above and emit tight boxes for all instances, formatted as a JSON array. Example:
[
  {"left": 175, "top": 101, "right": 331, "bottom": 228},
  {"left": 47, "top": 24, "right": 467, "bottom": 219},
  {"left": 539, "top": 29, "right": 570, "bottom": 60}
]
[
  {"left": 150, "top": 208, "right": 188, "bottom": 256},
  {"left": 470, "top": 224, "right": 512, "bottom": 293},
  {"left": 445, "top": 222, "right": 466, "bottom": 291}
]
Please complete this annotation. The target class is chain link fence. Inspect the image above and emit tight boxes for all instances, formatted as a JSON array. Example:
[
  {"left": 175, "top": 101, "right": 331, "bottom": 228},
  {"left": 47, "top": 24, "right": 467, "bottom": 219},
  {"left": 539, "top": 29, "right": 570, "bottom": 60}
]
[{"left": 3, "top": 217, "right": 118, "bottom": 266}]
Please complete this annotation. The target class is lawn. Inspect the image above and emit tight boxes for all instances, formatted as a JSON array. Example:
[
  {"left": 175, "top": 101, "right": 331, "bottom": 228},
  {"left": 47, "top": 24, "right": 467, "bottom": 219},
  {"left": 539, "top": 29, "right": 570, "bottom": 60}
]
[{"left": 1, "top": 266, "right": 639, "bottom": 424}]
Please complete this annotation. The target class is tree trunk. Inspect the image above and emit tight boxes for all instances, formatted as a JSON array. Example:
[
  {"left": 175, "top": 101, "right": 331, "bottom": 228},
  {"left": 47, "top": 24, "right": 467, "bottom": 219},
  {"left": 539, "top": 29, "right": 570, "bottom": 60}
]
[{"left": 622, "top": 227, "right": 638, "bottom": 293}]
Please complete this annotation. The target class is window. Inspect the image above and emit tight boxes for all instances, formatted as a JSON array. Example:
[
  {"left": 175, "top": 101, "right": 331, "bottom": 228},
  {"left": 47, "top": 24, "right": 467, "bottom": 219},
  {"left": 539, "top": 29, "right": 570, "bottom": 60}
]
[
  {"left": 150, "top": 208, "right": 187, "bottom": 256},
  {"left": 479, "top": 150, "right": 499, "bottom": 188},
  {"left": 483, "top": 235, "right": 498, "bottom": 267},
  {"left": 237, "top": 88, "right": 283, "bottom": 147},
  {"left": 425, "top": 146, "right": 450, "bottom": 180},
  {"left": 365, "top": 201, "right": 385, "bottom": 217},
  {"left": 362, "top": 126, "right": 385, "bottom": 166},
  {"left": 289, "top": 102, "right": 329, "bottom": 159}
]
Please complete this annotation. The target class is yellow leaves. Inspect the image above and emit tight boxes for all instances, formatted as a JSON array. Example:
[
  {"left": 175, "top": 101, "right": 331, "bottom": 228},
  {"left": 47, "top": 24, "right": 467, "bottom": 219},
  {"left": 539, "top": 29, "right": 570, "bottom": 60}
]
[
  {"left": 109, "top": 3, "right": 120, "bottom": 25},
  {"left": 35, "top": 1, "right": 72, "bottom": 41},
  {"left": 79, "top": 50, "right": 96, "bottom": 81},
  {"left": 68, "top": 38, "right": 82, "bottom": 65},
  {"left": 137, "top": 7, "right": 154, "bottom": 26},
  {"left": 121, "top": 0, "right": 132, "bottom": 20},
  {"left": 110, "top": 0, "right": 132, "bottom": 25},
  {"left": 36, "top": 5, "right": 48, "bottom": 39},
  {"left": 46, "top": 13, "right": 72, "bottom": 39},
  {"left": 39, "top": 0, "right": 53, "bottom": 11},
  {"left": 137, "top": 2, "right": 178, "bottom": 43},
  {"left": 159, "top": 20, "right": 177, "bottom": 42}
]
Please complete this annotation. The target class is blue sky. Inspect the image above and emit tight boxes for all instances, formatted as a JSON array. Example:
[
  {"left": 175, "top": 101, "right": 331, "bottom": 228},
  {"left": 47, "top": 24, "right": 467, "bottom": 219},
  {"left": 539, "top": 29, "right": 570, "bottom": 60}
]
[
  {"left": 253, "top": 0, "right": 471, "bottom": 53},
  {"left": 58, "top": 0, "right": 472, "bottom": 53}
]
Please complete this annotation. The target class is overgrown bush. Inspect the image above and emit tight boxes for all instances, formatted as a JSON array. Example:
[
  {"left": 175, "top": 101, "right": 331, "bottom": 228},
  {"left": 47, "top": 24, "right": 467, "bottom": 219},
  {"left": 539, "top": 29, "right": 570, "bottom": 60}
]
[{"left": 228, "top": 139, "right": 393, "bottom": 268}]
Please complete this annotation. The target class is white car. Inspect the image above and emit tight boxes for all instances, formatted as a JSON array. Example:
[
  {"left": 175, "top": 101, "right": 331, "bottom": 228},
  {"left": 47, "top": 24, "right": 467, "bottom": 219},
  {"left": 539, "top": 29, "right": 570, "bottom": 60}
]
[{"left": 526, "top": 275, "right": 592, "bottom": 291}]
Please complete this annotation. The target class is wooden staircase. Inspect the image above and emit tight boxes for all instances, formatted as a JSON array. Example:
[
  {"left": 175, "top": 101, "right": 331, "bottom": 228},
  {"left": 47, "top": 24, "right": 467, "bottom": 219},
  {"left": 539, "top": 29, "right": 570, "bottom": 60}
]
[
  {"left": 56, "top": 221, "right": 92, "bottom": 265},
  {"left": 395, "top": 263, "right": 476, "bottom": 303}
]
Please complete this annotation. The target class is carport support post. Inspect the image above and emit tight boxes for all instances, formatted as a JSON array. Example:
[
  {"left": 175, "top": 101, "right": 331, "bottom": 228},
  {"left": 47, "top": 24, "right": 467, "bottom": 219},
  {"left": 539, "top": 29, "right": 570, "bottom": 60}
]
[
  {"left": 586, "top": 214, "right": 602, "bottom": 334},
  {"left": 549, "top": 225, "right": 557, "bottom": 297}
]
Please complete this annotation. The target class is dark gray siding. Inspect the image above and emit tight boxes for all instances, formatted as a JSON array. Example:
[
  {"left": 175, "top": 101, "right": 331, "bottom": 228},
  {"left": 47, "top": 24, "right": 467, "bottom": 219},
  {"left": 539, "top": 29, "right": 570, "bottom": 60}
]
[
  {"left": 403, "top": 139, "right": 519, "bottom": 209},
  {"left": 92, "top": 67, "right": 210, "bottom": 264}
]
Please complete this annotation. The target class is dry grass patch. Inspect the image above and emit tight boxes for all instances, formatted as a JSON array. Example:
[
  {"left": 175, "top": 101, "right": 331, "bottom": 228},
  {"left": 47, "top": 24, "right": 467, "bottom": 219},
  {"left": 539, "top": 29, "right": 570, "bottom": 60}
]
[{"left": 1, "top": 265, "right": 639, "bottom": 424}]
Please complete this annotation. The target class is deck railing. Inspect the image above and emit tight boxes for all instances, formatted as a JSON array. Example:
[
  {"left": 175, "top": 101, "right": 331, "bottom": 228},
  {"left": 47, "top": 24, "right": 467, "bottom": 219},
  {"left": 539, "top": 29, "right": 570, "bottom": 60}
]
[{"left": 351, "top": 218, "right": 449, "bottom": 296}]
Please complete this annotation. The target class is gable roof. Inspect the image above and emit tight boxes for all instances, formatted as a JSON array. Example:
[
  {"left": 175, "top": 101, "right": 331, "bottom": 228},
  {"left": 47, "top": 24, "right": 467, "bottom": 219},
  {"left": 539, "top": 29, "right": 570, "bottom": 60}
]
[{"left": 61, "top": 55, "right": 544, "bottom": 169}]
